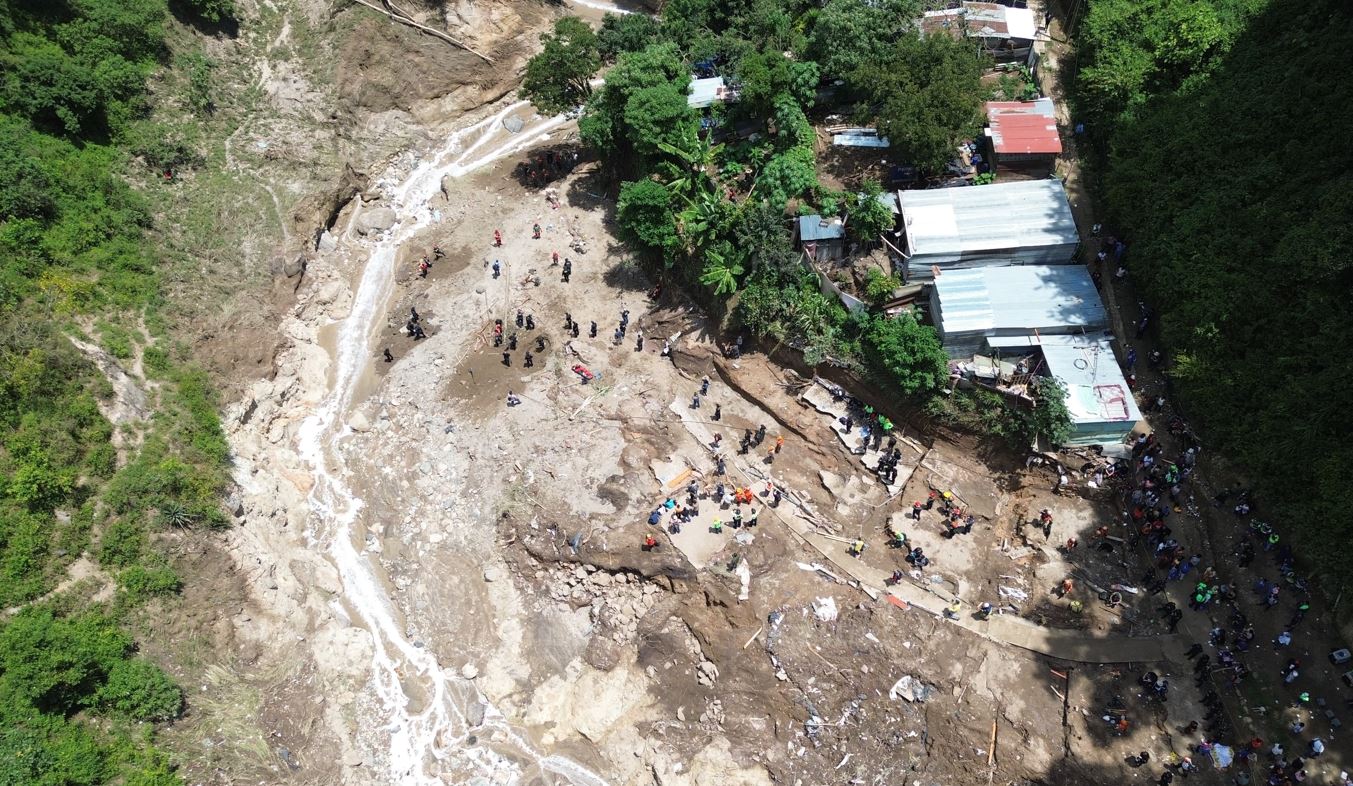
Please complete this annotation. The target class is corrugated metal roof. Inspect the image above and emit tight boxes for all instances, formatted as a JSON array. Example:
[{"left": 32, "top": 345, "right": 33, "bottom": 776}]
[
  {"left": 832, "top": 128, "right": 891, "bottom": 148},
  {"left": 900, "top": 180, "right": 1079, "bottom": 258},
  {"left": 934, "top": 265, "right": 1106, "bottom": 336},
  {"left": 987, "top": 99, "right": 1062, "bottom": 155},
  {"left": 1041, "top": 337, "right": 1143, "bottom": 436},
  {"left": 799, "top": 215, "right": 845, "bottom": 242},
  {"left": 687, "top": 77, "right": 727, "bottom": 109},
  {"left": 920, "top": 3, "right": 1036, "bottom": 41}
]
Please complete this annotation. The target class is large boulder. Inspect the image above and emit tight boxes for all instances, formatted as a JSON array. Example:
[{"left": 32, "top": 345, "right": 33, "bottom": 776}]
[{"left": 354, "top": 207, "right": 397, "bottom": 235}]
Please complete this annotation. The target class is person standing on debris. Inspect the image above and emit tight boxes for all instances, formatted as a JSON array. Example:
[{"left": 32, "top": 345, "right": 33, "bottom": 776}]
[
  {"left": 712, "top": 403, "right": 721, "bottom": 421},
  {"left": 848, "top": 539, "right": 865, "bottom": 557},
  {"left": 506, "top": 391, "right": 521, "bottom": 406},
  {"left": 524, "top": 351, "right": 534, "bottom": 368},
  {"left": 492, "top": 259, "right": 500, "bottom": 278},
  {"left": 493, "top": 229, "right": 502, "bottom": 247},
  {"left": 535, "top": 336, "right": 545, "bottom": 353},
  {"left": 502, "top": 351, "right": 511, "bottom": 367},
  {"left": 383, "top": 348, "right": 393, "bottom": 362},
  {"left": 700, "top": 375, "right": 710, "bottom": 396},
  {"left": 532, "top": 222, "right": 541, "bottom": 239},
  {"left": 944, "top": 599, "right": 962, "bottom": 620},
  {"left": 525, "top": 314, "right": 535, "bottom": 330},
  {"left": 775, "top": 435, "right": 784, "bottom": 454},
  {"left": 911, "top": 501, "right": 923, "bottom": 520},
  {"left": 589, "top": 321, "right": 598, "bottom": 339},
  {"left": 562, "top": 258, "right": 572, "bottom": 282},
  {"left": 508, "top": 333, "right": 517, "bottom": 351},
  {"left": 691, "top": 392, "right": 701, "bottom": 409},
  {"left": 410, "top": 306, "right": 420, "bottom": 323},
  {"left": 571, "top": 322, "right": 579, "bottom": 338},
  {"left": 635, "top": 331, "right": 644, "bottom": 352},
  {"left": 977, "top": 602, "right": 993, "bottom": 620},
  {"left": 419, "top": 258, "right": 431, "bottom": 278},
  {"left": 564, "top": 313, "right": 573, "bottom": 331},
  {"left": 642, "top": 533, "right": 658, "bottom": 551},
  {"left": 516, "top": 309, "right": 525, "bottom": 328}
]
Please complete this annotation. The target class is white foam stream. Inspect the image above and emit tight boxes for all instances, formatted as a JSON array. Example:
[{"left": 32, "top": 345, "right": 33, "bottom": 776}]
[{"left": 294, "top": 102, "right": 609, "bottom": 785}]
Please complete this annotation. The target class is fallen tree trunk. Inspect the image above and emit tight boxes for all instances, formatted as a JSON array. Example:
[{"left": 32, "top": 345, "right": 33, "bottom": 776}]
[{"left": 348, "top": 0, "right": 494, "bottom": 64}]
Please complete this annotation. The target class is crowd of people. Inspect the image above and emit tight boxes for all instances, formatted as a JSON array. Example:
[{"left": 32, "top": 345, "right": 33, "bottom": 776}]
[{"left": 1103, "top": 411, "right": 1335, "bottom": 785}]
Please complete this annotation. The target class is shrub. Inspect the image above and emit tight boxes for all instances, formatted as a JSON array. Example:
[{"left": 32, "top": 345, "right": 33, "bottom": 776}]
[
  {"left": 117, "top": 564, "right": 182, "bottom": 601},
  {"left": 96, "top": 659, "right": 183, "bottom": 722},
  {"left": 98, "top": 520, "right": 144, "bottom": 568}
]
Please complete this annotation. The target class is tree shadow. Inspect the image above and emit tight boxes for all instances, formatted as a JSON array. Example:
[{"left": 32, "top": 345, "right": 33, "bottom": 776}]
[
  {"left": 564, "top": 165, "right": 615, "bottom": 220},
  {"left": 514, "top": 143, "right": 590, "bottom": 191},
  {"left": 167, "top": 0, "right": 241, "bottom": 38}
]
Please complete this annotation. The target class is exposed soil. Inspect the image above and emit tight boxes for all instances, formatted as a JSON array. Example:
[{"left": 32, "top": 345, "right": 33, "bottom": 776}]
[{"left": 135, "top": 2, "right": 1352, "bottom": 786}]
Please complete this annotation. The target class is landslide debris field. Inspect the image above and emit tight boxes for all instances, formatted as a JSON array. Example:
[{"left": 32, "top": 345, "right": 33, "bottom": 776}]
[{"left": 12, "top": 1, "right": 1346, "bottom": 786}]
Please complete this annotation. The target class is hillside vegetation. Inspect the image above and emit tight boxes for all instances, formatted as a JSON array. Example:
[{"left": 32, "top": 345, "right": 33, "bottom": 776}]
[
  {"left": 0, "top": 0, "right": 235, "bottom": 782},
  {"left": 522, "top": 0, "right": 1076, "bottom": 446},
  {"left": 1075, "top": 0, "right": 1353, "bottom": 576},
  {"left": 524, "top": 1, "right": 979, "bottom": 400}
]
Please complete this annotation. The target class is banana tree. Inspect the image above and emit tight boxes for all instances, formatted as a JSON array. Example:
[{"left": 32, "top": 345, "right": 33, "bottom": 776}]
[{"left": 699, "top": 244, "right": 746, "bottom": 296}]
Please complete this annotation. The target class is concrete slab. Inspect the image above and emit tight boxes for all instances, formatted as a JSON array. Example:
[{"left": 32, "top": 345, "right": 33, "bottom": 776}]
[{"left": 800, "top": 382, "right": 923, "bottom": 496}]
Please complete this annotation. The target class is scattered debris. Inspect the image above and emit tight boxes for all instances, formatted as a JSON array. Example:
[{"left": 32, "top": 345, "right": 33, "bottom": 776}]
[{"left": 888, "top": 675, "right": 935, "bottom": 703}]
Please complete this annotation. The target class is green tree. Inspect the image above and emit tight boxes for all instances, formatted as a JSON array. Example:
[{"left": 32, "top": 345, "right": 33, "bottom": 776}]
[
  {"left": 521, "top": 17, "right": 601, "bottom": 114},
  {"left": 861, "top": 312, "right": 948, "bottom": 397},
  {"left": 862, "top": 267, "right": 901, "bottom": 305},
  {"left": 699, "top": 244, "right": 746, "bottom": 295},
  {"left": 96, "top": 659, "right": 183, "bottom": 722},
  {"left": 735, "top": 52, "right": 818, "bottom": 118},
  {"left": 623, "top": 82, "right": 698, "bottom": 158},
  {"left": 0, "top": 608, "right": 132, "bottom": 713},
  {"left": 597, "top": 13, "right": 661, "bottom": 61},
  {"left": 807, "top": 0, "right": 920, "bottom": 79},
  {"left": 1091, "top": 0, "right": 1353, "bottom": 578},
  {"left": 847, "top": 180, "right": 895, "bottom": 244},
  {"left": 616, "top": 179, "right": 680, "bottom": 260},
  {"left": 579, "top": 43, "right": 688, "bottom": 174},
  {"left": 852, "top": 34, "right": 987, "bottom": 172},
  {"left": 754, "top": 147, "right": 816, "bottom": 211},
  {"left": 1027, "top": 376, "right": 1073, "bottom": 447}
]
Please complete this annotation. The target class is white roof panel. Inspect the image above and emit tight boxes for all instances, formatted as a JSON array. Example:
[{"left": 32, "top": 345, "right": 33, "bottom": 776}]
[{"left": 900, "top": 180, "right": 1079, "bottom": 258}]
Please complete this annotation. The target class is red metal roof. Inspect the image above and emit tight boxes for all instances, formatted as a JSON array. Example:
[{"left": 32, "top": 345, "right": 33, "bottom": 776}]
[{"left": 986, "top": 101, "right": 1062, "bottom": 155}]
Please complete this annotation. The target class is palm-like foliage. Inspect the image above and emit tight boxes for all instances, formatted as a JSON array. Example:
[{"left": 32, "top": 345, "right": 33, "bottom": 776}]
[{"left": 699, "top": 245, "right": 746, "bottom": 296}]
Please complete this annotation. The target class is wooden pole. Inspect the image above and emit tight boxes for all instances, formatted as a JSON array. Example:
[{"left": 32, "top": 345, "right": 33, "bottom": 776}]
[{"left": 348, "top": 0, "right": 494, "bottom": 64}]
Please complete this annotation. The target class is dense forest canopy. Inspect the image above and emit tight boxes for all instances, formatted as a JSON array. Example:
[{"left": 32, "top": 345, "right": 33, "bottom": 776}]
[
  {"left": 1075, "top": 0, "right": 1353, "bottom": 577},
  {"left": 0, "top": 0, "right": 236, "bottom": 783}
]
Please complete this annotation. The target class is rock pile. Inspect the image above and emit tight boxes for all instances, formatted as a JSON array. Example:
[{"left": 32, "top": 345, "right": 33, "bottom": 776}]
[{"left": 538, "top": 563, "right": 661, "bottom": 643}]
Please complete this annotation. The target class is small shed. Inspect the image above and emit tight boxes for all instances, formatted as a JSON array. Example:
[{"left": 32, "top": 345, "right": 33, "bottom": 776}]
[
  {"left": 920, "top": 2, "right": 1038, "bottom": 63},
  {"left": 930, "top": 265, "right": 1107, "bottom": 357},
  {"left": 896, "top": 180, "right": 1079, "bottom": 282},
  {"left": 1038, "top": 337, "right": 1143, "bottom": 447},
  {"left": 798, "top": 215, "right": 847, "bottom": 262},
  {"left": 985, "top": 99, "right": 1061, "bottom": 176}
]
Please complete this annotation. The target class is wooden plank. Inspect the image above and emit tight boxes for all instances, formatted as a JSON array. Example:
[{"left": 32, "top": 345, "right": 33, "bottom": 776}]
[{"left": 886, "top": 595, "right": 910, "bottom": 611}]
